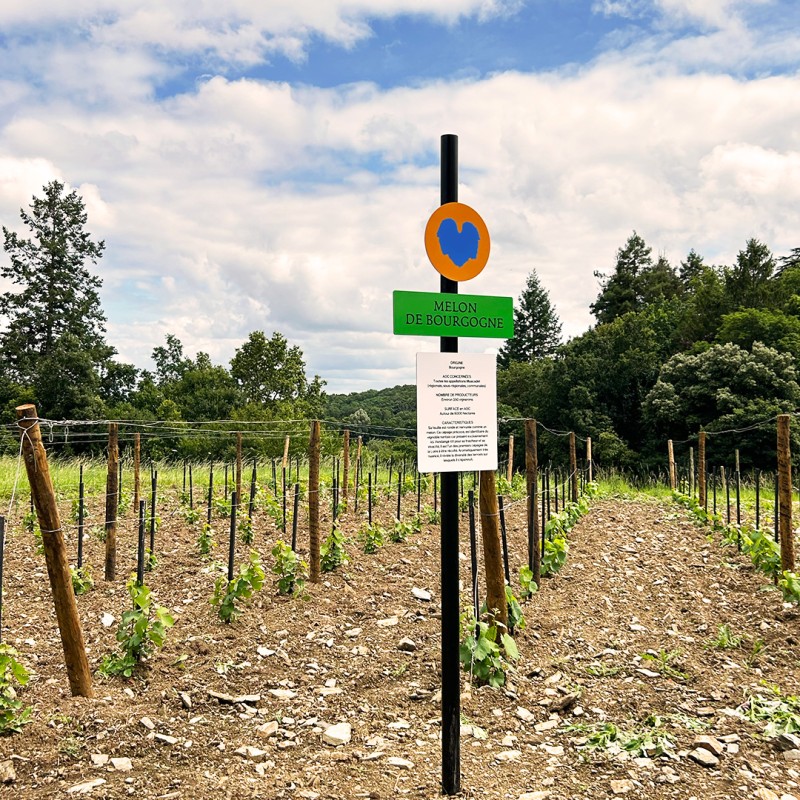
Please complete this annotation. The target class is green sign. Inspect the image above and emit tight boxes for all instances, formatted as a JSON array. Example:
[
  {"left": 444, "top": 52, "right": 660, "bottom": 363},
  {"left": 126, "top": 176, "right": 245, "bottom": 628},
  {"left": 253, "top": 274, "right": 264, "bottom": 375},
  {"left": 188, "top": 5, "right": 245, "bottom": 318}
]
[{"left": 393, "top": 290, "right": 513, "bottom": 339}]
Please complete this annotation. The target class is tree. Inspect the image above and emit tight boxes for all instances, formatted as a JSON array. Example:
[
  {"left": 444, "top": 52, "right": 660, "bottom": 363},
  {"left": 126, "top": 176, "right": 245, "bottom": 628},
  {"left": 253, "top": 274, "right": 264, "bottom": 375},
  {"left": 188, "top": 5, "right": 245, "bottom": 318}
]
[
  {"left": 679, "top": 249, "right": 706, "bottom": 287},
  {"left": 230, "top": 331, "right": 325, "bottom": 415},
  {"left": 498, "top": 270, "right": 561, "bottom": 367},
  {"left": 591, "top": 232, "right": 652, "bottom": 324},
  {"left": 1, "top": 181, "right": 110, "bottom": 385},
  {"left": 724, "top": 238, "right": 775, "bottom": 310},
  {"left": 643, "top": 342, "right": 800, "bottom": 469}
]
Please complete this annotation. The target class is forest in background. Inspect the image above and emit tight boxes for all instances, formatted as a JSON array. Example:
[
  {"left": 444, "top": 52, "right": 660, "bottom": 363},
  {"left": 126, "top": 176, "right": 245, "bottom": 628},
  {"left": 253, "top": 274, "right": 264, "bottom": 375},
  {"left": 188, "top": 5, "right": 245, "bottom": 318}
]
[{"left": 2, "top": 181, "right": 800, "bottom": 471}]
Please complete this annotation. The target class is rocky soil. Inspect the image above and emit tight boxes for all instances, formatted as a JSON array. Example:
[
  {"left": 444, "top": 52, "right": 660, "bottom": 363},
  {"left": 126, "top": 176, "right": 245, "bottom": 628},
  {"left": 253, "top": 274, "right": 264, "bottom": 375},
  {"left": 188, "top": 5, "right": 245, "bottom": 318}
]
[{"left": 0, "top": 488, "right": 799, "bottom": 800}]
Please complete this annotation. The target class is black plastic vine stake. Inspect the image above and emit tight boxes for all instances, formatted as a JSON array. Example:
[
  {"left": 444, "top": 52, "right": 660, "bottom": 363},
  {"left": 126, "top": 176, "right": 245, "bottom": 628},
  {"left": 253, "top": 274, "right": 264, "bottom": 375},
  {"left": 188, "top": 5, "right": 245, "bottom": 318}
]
[
  {"left": 189, "top": 463, "right": 194, "bottom": 509},
  {"left": 333, "top": 475, "right": 339, "bottom": 524},
  {"left": 271, "top": 459, "right": 277, "bottom": 496},
  {"left": 224, "top": 464, "right": 229, "bottom": 498},
  {"left": 248, "top": 460, "right": 257, "bottom": 520},
  {"left": 712, "top": 466, "right": 717, "bottom": 515},
  {"left": 417, "top": 472, "right": 421, "bottom": 514},
  {"left": 554, "top": 471, "right": 559, "bottom": 514},
  {"left": 541, "top": 470, "right": 547, "bottom": 558},
  {"left": 498, "top": 495, "right": 510, "bottom": 585},
  {"left": 388, "top": 457, "right": 394, "bottom": 491},
  {"left": 736, "top": 469, "right": 741, "bottom": 527},
  {"left": 467, "top": 490, "right": 478, "bottom": 623},
  {"left": 368, "top": 473, "right": 373, "bottom": 526},
  {"left": 77, "top": 464, "right": 85, "bottom": 569},
  {"left": 434, "top": 473, "right": 438, "bottom": 513},
  {"left": 149, "top": 471, "right": 158, "bottom": 555},
  {"left": 0, "top": 516, "right": 5, "bottom": 643},
  {"left": 396, "top": 473, "right": 402, "bottom": 521},
  {"left": 228, "top": 491, "right": 237, "bottom": 582},
  {"left": 183, "top": 460, "right": 187, "bottom": 494},
  {"left": 755, "top": 469, "right": 761, "bottom": 530},
  {"left": 136, "top": 500, "right": 146, "bottom": 587},
  {"left": 207, "top": 463, "right": 214, "bottom": 526},
  {"left": 291, "top": 483, "right": 300, "bottom": 552}
]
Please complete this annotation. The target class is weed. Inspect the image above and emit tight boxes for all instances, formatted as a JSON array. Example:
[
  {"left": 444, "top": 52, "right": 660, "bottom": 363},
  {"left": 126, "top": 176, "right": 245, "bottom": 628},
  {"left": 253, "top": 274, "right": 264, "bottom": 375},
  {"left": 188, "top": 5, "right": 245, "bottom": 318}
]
[
  {"left": 584, "top": 662, "right": 621, "bottom": 678},
  {"left": 567, "top": 716, "right": 675, "bottom": 759},
  {"left": 423, "top": 505, "right": 441, "bottom": 524},
  {"left": 739, "top": 684, "right": 800, "bottom": 737},
  {"left": 707, "top": 624, "right": 742, "bottom": 650},
  {"left": 640, "top": 649, "right": 689, "bottom": 681}
]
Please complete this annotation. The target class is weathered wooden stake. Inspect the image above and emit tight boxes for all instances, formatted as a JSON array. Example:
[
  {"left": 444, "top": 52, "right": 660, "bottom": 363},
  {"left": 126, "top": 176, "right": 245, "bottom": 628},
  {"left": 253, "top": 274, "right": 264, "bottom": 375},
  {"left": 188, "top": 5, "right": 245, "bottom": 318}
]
[
  {"left": 478, "top": 471, "right": 508, "bottom": 635},
  {"left": 667, "top": 440, "right": 676, "bottom": 491},
  {"left": 16, "top": 405, "right": 93, "bottom": 697},
  {"left": 689, "top": 446, "right": 695, "bottom": 498},
  {"left": 104, "top": 422, "right": 119, "bottom": 581},
  {"left": 586, "top": 436, "right": 593, "bottom": 483},
  {"left": 308, "top": 421, "right": 321, "bottom": 582},
  {"left": 524, "top": 420, "right": 541, "bottom": 588},
  {"left": 506, "top": 435, "right": 514, "bottom": 483},
  {"left": 569, "top": 432, "right": 578, "bottom": 503},
  {"left": 778, "top": 414, "right": 795, "bottom": 572},
  {"left": 698, "top": 431, "right": 707, "bottom": 509}
]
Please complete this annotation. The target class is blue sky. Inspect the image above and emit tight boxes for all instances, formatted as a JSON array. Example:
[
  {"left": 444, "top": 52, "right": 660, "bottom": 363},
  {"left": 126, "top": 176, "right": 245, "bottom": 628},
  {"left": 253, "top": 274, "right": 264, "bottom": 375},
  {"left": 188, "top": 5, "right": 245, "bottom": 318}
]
[{"left": 1, "top": 1, "right": 799, "bottom": 394}]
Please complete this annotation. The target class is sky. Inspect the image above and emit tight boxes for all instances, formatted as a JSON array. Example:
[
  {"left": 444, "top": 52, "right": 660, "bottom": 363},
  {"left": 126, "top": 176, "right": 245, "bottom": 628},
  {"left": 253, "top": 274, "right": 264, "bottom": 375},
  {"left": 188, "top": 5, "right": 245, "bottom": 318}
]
[{"left": 0, "top": 0, "right": 799, "bottom": 395}]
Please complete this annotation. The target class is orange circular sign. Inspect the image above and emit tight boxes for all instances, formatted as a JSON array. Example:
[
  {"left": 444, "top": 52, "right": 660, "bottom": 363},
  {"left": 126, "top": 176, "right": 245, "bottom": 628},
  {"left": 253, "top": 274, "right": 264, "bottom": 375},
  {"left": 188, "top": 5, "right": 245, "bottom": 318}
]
[{"left": 424, "top": 202, "right": 490, "bottom": 282}]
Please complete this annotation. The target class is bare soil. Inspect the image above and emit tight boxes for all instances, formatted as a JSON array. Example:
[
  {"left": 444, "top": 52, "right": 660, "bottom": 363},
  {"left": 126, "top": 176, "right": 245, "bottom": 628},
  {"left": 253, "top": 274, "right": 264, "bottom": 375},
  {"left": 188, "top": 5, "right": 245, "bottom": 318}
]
[{"left": 1, "top": 487, "right": 799, "bottom": 800}]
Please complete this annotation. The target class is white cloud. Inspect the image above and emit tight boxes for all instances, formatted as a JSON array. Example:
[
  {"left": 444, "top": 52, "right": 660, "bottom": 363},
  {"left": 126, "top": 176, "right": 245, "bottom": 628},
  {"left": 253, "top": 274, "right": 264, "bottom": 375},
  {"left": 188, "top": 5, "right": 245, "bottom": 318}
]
[{"left": 1, "top": 3, "right": 799, "bottom": 392}]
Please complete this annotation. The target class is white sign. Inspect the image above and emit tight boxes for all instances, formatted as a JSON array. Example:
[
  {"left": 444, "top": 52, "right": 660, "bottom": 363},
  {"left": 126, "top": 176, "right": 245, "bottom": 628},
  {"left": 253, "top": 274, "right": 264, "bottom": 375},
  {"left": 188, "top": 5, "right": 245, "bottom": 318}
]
[{"left": 416, "top": 352, "right": 498, "bottom": 472}]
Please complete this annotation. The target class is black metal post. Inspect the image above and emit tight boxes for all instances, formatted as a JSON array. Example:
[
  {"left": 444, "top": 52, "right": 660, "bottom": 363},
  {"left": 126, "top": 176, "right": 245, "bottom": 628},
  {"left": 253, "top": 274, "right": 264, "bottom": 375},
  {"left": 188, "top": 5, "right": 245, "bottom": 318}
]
[
  {"left": 439, "top": 132, "right": 460, "bottom": 797},
  {"left": 291, "top": 483, "right": 300, "bottom": 552}
]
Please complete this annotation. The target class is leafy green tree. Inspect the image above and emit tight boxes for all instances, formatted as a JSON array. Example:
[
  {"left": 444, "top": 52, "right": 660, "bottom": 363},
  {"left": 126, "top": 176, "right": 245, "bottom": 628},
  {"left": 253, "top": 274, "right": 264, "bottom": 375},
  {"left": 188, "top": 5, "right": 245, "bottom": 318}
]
[
  {"left": 152, "top": 333, "right": 192, "bottom": 385},
  {"left": 716, "top": 308, "right": 800, "bottom": 358},
  {"left": 1, "top": 181, "right": 110, "bottom": 385},
  {"left": 724, "top": 238, "right": 775, "bottom": 310},
  {"left": 498, "top": 270, "right": 561, "bottom": 367},
  {"left": 643, "top": 342, "right": 800, "bottom": 469},
  {"left": 679, "top": 249, "right": 706, "bottom": 287},
  {"left": 230, "top": 331, "right": 325, "bottom": 415},
  {"left": 591, "top": 232, "right": 652, "bottom": 324}
]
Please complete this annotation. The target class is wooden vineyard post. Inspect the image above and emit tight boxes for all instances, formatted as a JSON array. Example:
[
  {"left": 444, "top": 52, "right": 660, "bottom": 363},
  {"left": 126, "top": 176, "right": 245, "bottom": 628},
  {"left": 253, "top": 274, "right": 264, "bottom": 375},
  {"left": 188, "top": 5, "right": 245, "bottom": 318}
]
[
  {"left": 236, "top": 432, "right": 243, "bottom": 512},
  {"left": 506, "top": 435, "right": 514, "bottom": 482},
  {"left": 342, "top": 429, "right": 350, "bottom": 513},
  {"left": 478, "top": 471, "right": 508, "bottom": 634},
  {"left": 308, "top": 421, "right": 321, "bottom": 583},
  {"left": 569, "top": 431, "right": 578, "bottom": 503},
  {"left": 133, "top": 432, "right": 141, "bottom": 513},
  {"left": 698, "top": 431, "right": 707, "bottom": 509},
  {"left": 16, "top": 405, "right": 93, "bottom": 697},
  {"left": 689, "top": 446, "right": 695, "bottom": 497},
  {"left": 586, "top": 436, "right": 593, "bottom": 483},
  {"left": 104, "top": 422, "right": 119, "bottom": 581},
  {"left": 777, "top": 414, "right": 795, "bottom": 572},
  {"left": 668, "top": 439, "right": 676, "bottom": 491},
  {"left": 525, "top": 419, "right": 540, "bottom": 588}
]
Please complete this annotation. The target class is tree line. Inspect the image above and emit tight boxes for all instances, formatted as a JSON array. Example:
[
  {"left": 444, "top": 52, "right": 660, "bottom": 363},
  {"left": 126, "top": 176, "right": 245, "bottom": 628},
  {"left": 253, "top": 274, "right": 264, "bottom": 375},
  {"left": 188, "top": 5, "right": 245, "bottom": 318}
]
[{"left": 2, "top": 181, "right": 798, "bottom": 470}]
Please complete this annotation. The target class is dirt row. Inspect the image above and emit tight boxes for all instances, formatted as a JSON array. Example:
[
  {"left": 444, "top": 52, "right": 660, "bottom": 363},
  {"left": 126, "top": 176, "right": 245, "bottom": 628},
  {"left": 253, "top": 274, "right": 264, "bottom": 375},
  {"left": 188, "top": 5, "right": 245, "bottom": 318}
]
[{"left": 0, "top": 492, "right": 798, "bottom": 799}]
